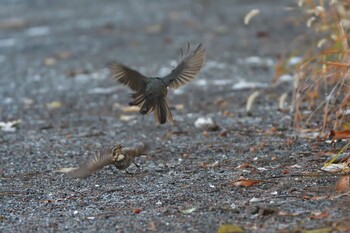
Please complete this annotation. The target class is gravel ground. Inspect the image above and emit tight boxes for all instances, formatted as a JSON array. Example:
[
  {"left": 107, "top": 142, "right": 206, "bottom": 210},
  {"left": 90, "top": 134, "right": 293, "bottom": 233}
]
[{"left": 1, "top": 1, "right": 349, "bottom": 232}]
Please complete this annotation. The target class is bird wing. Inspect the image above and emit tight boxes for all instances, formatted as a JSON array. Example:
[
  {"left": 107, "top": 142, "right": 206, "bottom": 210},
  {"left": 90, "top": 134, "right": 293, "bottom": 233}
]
[
  {"left": 123, "top": 142, "right": 148, "bottom": 158},
  {"left": 163, "top": 43, "right": 205, "bottom": 89},
  {"left": 69, "top": 150, "right": 114, "bottom": 178},
  {"left": 109, "top": 63, "right": 148, "bottom": 92}
]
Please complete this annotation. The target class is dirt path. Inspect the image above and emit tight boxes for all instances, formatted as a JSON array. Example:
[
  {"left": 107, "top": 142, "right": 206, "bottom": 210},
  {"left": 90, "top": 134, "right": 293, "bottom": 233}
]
[{"left": 1, "top": 1, "right": 349, "bottom": 232}]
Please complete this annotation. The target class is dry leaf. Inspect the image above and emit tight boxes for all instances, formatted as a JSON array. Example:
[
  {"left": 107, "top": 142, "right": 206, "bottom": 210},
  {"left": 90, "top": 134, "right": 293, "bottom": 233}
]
[
  {"left": 230, "top": 178, "right": 261, "bottom": 187},
  {"left": 46, "top": 101, "right": 62, "bottom": 109},
  {"left": 321, "top": 164, "right": 344, "bottom": 173},
  {"left": 236, "top": 164, "right": 253, "bottom": 169},
  {"left": 219, "top": 130, "right": 228, "bottom": 137},
  {"left": 145, "top": 23, "right": 163, "bottom": 34},
  {"left": 54, "top": 167, "right": 79, "bottom": 173},
  {"left": 302, "top": 227, "right": 334, "bottom": 233},
  {"left": 0, "top": 18, "right": 27, "bottom": 29},
  {"left": 0, "top": 120, "right": 21, "bottom": 132},
  {"left": 44, "top": 57, "right": 56, "bottom": 66},
  {"left": 309, "top": 211, "right": 329, "bottom": 219},
  {"left": 120, "top": 115, "right": 137, "bottom": 121},
  {"left": 180, "top": 207, "right": 196, "bottom": 214},
  {"left": 200, "top": 161, "right": 219, "bottom": 168},
  {"left": 278, "top": 211, "right": 302, "bottom": 216},
  {"left": 56, "top": 51, "right": 71, "bottom": 59},
  {"left": 335, "top": 176, "right": 350, "bottom": 192},
  {"left": 121, "top": 106, "right": 140, "bottom": 113},
  {"left": 244, "top": 9, "right": 260, "bottom": 25},
  {"left": 65, "top": 69, "right": 89, "bottom": 78},
  {"left": 325, "top": 153, "right": 350, "bottom": 163},
  {"left": 217, "top": 224, "right": 245, "bottom": 233},
  {"left": 133, "top": 208, "right": 142, "bottom": 214},
  {"left": 328, "top": 130, "right": 350, "bottom": 140},
  {"left": 174, "top": 104, "right": 184, "bottom": 110},
  {"left": 246, "top": 91, "right": 260, "bottom": 113}
]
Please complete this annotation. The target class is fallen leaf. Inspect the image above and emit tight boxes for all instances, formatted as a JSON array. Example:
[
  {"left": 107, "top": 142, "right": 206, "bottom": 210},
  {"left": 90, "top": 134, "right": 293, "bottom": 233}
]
[
  {"left": 328, "top": 130, "right": 350, "bottom": 140},
  {"left": 0, "top": 18, "right": 28, "bottom": 29},
  {"left": 246, "top": 91, "right": 260, "bottom": 114},
  {"left": 194, "top": 117, "right": 219, "bottom": 131},
  {"left": 325, "top": 153, "right": 350, "bottom": 163},
  {"left": 54, "top": 167, "right": 79, "bottom": 173},
  {"left": 236, "top": 164, "right": 253, "bottom": 169},
  {"left": 120, "top": 115, "right": 137, "bottom": 121},
  {"left": 180, "top": 207, "right": 196, "bottom": 214},
  {"left": 335, "top": 176, "right": 350, "bottom": 192},
  {"left": 217, "top": 224, "right": 245, "bottom": 233},
  {"left": 202, "top": 131, "right": 209, "bottom": 137},
  {"left": 56, "top": 51, "right": 71, "bottom": 59},
  {"left": 46, "top": 101, "right": 62, "bottom": 109},
  {"left": 133, "top": 208, "right": 142, "bottom": 214},
  {"left": 244, "top": 9, "right": 260, "bottom": 25},
  {"left": 229, "top": 178, "right": 261, "bottom": 187},
  {"left": 249, "top": 197, "right": 263, "bottom": 203},
  {"left": 148, "top": 221, "right": 157, "bottom": 231},
  {"left": 200, "top": 161, "right": 219, "bottom": 168},
  {"left": 65, "top": 69, "right": 89, "bottom": 78},
  {"left": 0, "top": 120, "right": 21, "bottom": 132},
  {"left": 278, "top": 211, "right": 302, "bottom": 216},
  {"left": 309, "top": 211, "right": 329, "bottom": 219},
  {"left": 322, "top": 164, "right": 346, "bottom": 173},
  {"left": 43, "top": 57, "right": 56, "bottom": 66},
  {"left": 174, "top": 104, "right": 184, "bottom": 110},
  {"left": 256, "top": 31, "right": 269, "bottom": 38},
  {"left": 310, "top": 196, "right": 327, "bottom": 201},
  {"left": 323, "top": 142, "right": 350, "bottom": 169},
  {"left": 302, "top": 227, "right": 333, "bottom": 233},
  {"left": 145, "top": 23, "right": 163, "bottom": 34},
  {"left": 219, "top": 130, "right": 228, "bottom": 137},
  {"left": 121, "top": 106, "right": 140, "bottom": 113},
  {"left": 333, "top": 220, "right": 350, "bottom": 232}
]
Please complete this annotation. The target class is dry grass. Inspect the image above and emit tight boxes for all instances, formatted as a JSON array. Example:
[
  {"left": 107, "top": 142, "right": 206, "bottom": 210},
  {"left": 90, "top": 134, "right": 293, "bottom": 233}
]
[{"left": 277, "top": 0, "right": 350, "bottom": 134}]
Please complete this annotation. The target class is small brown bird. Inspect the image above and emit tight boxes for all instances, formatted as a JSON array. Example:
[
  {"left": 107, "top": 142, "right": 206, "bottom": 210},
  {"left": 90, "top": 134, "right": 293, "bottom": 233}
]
[
  {"left": 69, "top": 142, "right": 147, "bottom": 178},
  {"left": 109, "top": 43, "right": 206, "bottom": 124}
]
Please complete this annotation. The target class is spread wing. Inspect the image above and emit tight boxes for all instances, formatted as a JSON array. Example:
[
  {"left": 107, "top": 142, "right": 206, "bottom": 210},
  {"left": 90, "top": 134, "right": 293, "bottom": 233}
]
[
  {"left": 109, "top": 63, "right": 148, "bottom": 92},
  {"left": 69, "top": 150, "right": 114, "bottom": 178},
  {"left": 123, "top": 142, "right": 148, "bottom": 157},
  {"left": 163, "top": 43, "right": 205, "bottom": 89}
]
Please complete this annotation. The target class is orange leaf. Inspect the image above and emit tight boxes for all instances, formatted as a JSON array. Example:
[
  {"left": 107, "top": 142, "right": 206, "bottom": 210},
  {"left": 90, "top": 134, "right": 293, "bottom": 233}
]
[
  {"left": 230, "top": 178, "right": 261, "bottom": 187},
  {"left": 133, "top": 208, "right": 142, "bottom": 214},
  {"left": 328, "top": 130, "right": 350, "bottom": 140},
  {"left": 335, "top": 176, "right": 350, "bottom": 192},
  {"left": 236, "top": 164, "right": 253, "bottom": 169},
  {"left": 282, "top": 170, "right": 290, "bottom": 174},
  {"left": 309, "top": 211, "right": 329, "bottom": 219}
]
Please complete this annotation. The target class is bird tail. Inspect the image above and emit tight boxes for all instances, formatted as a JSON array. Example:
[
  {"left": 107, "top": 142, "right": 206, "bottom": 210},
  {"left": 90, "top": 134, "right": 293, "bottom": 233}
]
[
  {"left": 130, "top": 92, "right": 173, "bottom": 124},
  {"left": 153, "top": 96, "right": 173, "bottom": 124}
]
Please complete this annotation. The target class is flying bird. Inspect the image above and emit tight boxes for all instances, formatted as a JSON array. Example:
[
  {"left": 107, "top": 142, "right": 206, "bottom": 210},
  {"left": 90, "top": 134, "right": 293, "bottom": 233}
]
[
  {"left": 69, "top": 142, "right": 147, "bottom": 178},
  {"left": 109, "top": 43, "right": 205, "bottom": 124}
]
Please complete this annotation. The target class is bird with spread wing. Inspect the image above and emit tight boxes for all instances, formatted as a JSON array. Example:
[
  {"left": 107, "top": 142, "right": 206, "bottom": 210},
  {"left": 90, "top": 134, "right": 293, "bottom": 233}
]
[
  {"left": 109, "top": 43, "right": 205, "bottom": 124},
  {"left": 69, "top": 142, "right": 147, "bottom": 178}
]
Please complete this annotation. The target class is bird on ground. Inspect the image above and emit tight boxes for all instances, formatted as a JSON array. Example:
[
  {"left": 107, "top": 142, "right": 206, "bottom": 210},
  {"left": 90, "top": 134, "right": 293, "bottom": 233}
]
[
  {"left": 69, "top": 142, "right": 147, "bottom": 178},
  {"left": 109, "top": 43, "right": 205, "bottom": 124}
]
